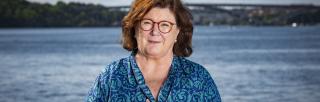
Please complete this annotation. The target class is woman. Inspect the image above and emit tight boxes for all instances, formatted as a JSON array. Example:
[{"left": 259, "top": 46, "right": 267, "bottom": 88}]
[{"left": 86, "top": 0, "right": 221, "bottom": 101}]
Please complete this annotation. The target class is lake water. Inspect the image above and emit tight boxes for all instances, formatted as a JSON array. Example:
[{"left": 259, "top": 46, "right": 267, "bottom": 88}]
[{"left": 0, "top": 26, "right": 320, "bottom": 102}]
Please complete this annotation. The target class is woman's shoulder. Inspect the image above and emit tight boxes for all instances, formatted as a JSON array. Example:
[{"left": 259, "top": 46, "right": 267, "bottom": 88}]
[
  {"left": 176, "top": 57, "right": 211, "bottom": 77},
  {"left": 174, "top": 57, "right": 221, "bottom": 100},
  {"left": 99, "top": 56, "right": 131, "bottom": 77}
]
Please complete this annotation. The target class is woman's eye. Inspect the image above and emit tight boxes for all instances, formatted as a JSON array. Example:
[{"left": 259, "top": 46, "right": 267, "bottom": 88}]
[
  {"left": 160, "top": 23, "right": 169, "bottom": 27},
  {"left": 142, "top": 21, "right": 152, "bottom": 25}
]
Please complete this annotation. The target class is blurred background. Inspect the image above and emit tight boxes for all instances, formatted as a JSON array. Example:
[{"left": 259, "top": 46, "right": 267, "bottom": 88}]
[{"left": 1, "top": 0, "right": 320, "bottom": 102}]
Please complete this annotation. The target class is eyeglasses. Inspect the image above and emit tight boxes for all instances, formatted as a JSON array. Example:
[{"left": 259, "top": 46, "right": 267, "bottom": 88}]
[{"left": 140, "top": 19, "right": 176, "bottom": 34}]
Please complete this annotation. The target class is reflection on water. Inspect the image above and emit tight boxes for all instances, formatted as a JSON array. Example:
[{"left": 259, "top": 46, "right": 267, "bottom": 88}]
[{"left": 0, "top": 26, "right": 320, "bottom": 102}]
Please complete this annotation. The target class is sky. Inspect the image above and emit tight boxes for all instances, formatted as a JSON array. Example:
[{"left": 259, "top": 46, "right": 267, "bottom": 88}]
[{"left": 27, "top": 0, "right": 320, "bottom": 6}]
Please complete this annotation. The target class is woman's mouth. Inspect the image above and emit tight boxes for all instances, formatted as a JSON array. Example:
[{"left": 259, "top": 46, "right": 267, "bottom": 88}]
[{"left": 148, "top": 40, "right": 161, "bottom": 43}]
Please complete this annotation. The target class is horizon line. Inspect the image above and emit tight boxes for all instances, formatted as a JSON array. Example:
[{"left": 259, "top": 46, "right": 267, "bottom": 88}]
[{"left": 27, "top": 1, "right": 320, "bottom": 7}]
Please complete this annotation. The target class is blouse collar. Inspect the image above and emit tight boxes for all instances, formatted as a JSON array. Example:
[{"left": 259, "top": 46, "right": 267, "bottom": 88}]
[{"left": 129, "top": 51, "right": 178, "bottom": 102}]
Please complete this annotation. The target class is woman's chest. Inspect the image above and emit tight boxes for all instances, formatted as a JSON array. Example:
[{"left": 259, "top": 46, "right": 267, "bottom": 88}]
[{"left": 107, "top": 78, "right": 200, "bottom": 102}]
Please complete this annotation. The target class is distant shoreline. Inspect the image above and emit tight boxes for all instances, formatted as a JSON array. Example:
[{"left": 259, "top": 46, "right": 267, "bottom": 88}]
[
  {"left": 2, "top": 0, "right": 320, "bottom": 28},
  {"left": 1, "top": 25, "right": 320, "bottom": 30}
]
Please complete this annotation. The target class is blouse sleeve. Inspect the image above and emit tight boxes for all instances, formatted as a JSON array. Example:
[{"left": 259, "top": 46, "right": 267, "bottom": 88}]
[
  {"left": 86, "top": 72, "right": 109, "bottom": 102},
  {"left": 202, "top": 69, "right": 222, "bottom": 102}
]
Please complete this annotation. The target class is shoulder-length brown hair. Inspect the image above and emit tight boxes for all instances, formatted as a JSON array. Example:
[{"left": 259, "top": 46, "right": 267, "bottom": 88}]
[{"left": 121, "top": 0, "right": 193, "bottom": 57}]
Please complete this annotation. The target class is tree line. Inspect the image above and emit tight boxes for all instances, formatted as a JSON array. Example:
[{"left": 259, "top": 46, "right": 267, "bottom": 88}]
[
  {"left": 1, "top": 0, "right": 319, "bottom": 27},
  {"left": 0, "top": 0, "right": 127, "bottom": 27}
]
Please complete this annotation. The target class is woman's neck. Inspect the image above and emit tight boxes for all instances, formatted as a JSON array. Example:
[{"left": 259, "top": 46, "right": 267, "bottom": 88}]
[
  {"left": 135, "top": 51, "right": 173, "bottom": 70},
  {"left": 134, "top": 51, "right": 174, "bottom": 100},
  {"left": 134, "top": 51, "right": 174, "bottom": 82}
]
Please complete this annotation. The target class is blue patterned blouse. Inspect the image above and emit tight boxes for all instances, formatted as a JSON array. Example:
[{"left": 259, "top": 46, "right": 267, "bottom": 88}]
[{"left": 86, "top": 53, "right": 221, "bottom": 102}]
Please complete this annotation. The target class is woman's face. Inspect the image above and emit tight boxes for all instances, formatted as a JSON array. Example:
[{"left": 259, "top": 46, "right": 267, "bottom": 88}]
[{"left": 135, "top": 7, "right": 180, "bottom": 58}]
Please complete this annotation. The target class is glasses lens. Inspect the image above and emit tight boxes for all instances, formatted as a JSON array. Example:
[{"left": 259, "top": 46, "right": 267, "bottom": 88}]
[
  {"left": 159, "top": 22, "right": 172, "bottom": 33},
  {"left": 140, "top": 19, "right": 153, "bottom": 30}
]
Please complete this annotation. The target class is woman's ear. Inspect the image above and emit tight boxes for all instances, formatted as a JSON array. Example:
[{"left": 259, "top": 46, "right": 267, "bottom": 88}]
[
  {"left": 176, "top": 26, "right": 180, "bottom": 34},
  {"left": 177, "top": 29, "right": 180, "bottom": 35},
  {"left": 175, "top": 28, "right": 180, "bottom": 38}
]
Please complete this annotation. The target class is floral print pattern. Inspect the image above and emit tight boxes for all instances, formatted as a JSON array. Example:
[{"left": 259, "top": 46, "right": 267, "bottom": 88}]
[{"left": 86, "top": 53, "right": 221, "bottom": 102}]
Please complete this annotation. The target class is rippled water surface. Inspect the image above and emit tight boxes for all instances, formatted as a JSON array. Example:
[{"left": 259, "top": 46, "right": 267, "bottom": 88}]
[{"left": 0, "top": 26, "right": 319, "bottom": 102}]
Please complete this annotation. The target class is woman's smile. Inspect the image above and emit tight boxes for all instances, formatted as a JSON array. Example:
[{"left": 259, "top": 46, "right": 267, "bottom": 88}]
[
  {"left": 148, "top": 40, "right": 161, "bottom": 43},
  {"left": 147, "top": 37, "right": 162, "bottom": 43}
]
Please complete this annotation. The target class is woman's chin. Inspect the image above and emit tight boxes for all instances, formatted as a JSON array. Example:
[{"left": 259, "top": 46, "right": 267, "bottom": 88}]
[
  {"left": 144, "top": 49, "right": 167, "bottom": 58},
  {"left": 146, "top": 50, "right": 161, "bottom": 56}
]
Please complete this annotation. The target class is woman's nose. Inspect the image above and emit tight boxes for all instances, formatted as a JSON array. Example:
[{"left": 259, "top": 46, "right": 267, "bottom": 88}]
[{"left": 151, "top": 23, "right": 161, "bottom": 36}]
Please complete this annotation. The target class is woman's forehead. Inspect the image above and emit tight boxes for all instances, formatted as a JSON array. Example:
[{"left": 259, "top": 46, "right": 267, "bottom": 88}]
[{"left": 143, "top": 7, "right": 176, "bottom": 22}]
